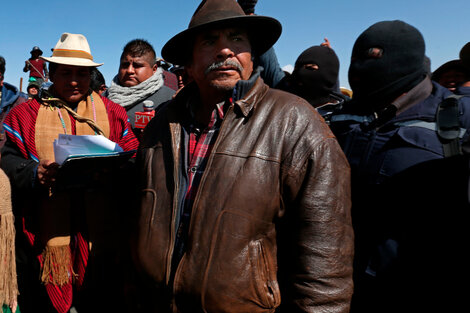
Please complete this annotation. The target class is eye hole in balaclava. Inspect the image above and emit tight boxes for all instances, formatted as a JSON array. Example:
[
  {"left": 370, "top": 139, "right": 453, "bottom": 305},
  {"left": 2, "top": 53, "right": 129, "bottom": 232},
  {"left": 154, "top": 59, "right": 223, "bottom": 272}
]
[
  {"left": 367, "top": 47, "right": 384, "bottom": 59},
  {"left": 348, "top": 20, "right": 426, "bottom": 109},
  {"left": 291, "top": 45, "right": 340, "bottom": 107},
  {"left": 302, "top": 64, "right": 320, "bottom": 71}
]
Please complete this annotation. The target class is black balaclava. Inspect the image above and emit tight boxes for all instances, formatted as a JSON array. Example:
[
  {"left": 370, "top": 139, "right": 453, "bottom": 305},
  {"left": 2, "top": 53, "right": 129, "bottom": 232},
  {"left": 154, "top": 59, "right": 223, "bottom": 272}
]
[
  {"left": 291, "top": 45, "right": 340, "bottom": 107},
  {"left": 348, "top": 20, "right": 426, "bottom": 111}
]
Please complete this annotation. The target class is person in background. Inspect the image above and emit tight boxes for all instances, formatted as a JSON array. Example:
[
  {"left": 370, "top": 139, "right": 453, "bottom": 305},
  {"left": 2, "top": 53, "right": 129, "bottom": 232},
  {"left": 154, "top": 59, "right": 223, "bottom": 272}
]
[
  {"left": 0, "top": 56, "right": 27, "bottom": 149},
  {"left": 26, "top": 81, "right": 40, "bottom": 99},
  {"left": 276, "top": 44, "right": 347, "bottom": 122},
  {"left": 23, "top": 46, "right": 49, "bottom": 86},
  {"left": 90, "top": 67, "right": 107, "bottom": 95},
  {"left": 329, "top": 20, "right": 470, "bottom": 313},
  {"left": 431, "top": 59, "right": 470, "bottom": 93},
  {"left": 156, "top": 57, "right": 179, "bottom": 91},
  {"left": 1, "top": 32, "right": 138, "bottom": 313},
  {"left": 105, "top": 39, "right": 176, "bottom": 139},
  {"left": 133, "top": 0, "right": 354, "bottom": 312},
  {"left": 169, "top": 64, "right": 190, "bottom": 90}
]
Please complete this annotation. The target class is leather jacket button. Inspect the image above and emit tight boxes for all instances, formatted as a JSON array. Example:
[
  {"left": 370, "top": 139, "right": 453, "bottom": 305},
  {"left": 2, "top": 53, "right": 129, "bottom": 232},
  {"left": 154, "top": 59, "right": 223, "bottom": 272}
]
[{"left": 190, "top": 166, "right": 197, "bottom": 173}]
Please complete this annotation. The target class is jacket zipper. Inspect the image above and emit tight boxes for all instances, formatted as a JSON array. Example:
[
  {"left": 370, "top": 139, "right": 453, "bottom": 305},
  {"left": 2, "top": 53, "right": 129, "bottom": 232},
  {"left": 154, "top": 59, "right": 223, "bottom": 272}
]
[{"left": 172, "top": 103, "right": 235, "bottom": 308}]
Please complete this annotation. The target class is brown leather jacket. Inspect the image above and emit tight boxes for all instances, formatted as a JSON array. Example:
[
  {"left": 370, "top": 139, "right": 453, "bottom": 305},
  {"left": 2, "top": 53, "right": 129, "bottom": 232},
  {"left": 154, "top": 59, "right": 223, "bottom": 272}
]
[{"left": 135, "top": 78, "right": 354, "bottom": 313}]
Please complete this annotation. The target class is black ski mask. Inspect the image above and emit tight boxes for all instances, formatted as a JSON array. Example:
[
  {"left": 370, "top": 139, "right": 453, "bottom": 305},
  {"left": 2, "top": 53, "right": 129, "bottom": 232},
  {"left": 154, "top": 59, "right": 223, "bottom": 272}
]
[
  {"left": 348, "top": 20, "right": 426, "bottom": 110},
  {"left": 291, "top": 45, "right": 339, "bottom": 107}
]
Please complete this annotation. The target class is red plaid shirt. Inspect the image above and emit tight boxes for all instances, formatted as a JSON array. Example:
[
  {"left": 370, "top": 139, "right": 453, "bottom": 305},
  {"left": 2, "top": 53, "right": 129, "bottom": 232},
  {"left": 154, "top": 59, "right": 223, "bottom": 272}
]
[
  {"left": 172, "top": 99, "right": 228, "bottom": 270},
  {"left": 185, "top": 102, "right": 226, "bottom": 204}
]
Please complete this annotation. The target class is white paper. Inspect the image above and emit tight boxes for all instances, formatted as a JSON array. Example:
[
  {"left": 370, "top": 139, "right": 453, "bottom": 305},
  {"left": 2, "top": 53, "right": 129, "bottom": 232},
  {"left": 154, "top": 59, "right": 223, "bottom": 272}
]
[{"left": 53, "top": 134, "right": 123, "bottom": 165}]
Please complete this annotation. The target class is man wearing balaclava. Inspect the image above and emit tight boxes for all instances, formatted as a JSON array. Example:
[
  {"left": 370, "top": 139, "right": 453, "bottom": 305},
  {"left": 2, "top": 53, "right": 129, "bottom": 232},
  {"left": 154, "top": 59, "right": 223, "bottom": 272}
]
[
  {"left": 329, "top": 20, "right": 470, "bottom": 313},
  {"left": 278, "top": 45, "right": 346, "bottom": 120}
]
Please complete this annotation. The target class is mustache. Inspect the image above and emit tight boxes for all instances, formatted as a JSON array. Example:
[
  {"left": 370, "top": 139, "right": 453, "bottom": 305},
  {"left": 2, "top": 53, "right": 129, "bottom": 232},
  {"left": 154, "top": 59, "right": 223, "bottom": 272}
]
[{"left": 204, "top": 60, "right": 244, "bottom": 75}]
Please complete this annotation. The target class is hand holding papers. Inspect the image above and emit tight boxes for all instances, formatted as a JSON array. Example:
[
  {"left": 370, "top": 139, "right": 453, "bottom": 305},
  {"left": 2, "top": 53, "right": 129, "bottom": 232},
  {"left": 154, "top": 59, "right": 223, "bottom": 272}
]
[
  {"left": 53, "top": 134, "right": 125, "bottom": 165},
  {"left": 52, "top": 134, "right": 135, "bottom": 190}
]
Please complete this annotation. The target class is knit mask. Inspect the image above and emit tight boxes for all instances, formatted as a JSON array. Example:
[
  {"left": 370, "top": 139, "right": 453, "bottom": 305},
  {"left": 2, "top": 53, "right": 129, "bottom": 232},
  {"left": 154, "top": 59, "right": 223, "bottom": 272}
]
[
  {"left": 348, "top": 20, "right": 426, "bottom": 109},
  {"left": 291, "top": 45, "right": 339, "bottom": 107}
]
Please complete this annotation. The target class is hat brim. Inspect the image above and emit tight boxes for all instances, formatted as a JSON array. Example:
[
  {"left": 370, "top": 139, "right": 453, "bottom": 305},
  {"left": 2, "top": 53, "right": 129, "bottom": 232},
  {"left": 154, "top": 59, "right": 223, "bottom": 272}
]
[
  {"left": 162, "top": 15, "right": 282, "bottom": 65},
  {"left": 40, "top": 56, "right": 103, "bottom": 67}
]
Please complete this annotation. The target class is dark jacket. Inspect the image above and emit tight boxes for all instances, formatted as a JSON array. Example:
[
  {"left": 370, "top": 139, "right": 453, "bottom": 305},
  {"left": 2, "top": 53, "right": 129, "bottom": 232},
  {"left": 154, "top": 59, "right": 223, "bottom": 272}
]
[
  {"left": 134, "top": 77, "right": 354, "bottom": 313},
  {"left": 330, "top": 77, "right": 470, "bottom": 312},
  {"left": 456, "top": 85, "right": 470, "bottom": 96}
]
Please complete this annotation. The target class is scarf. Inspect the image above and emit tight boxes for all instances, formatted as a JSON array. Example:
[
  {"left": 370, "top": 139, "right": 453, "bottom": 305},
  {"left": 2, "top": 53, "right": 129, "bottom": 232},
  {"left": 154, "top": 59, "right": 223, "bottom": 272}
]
[
  {"left": 36, "top": 91, "right": 110, "bottom": 161},
  {"left": 0, "top": 169, "right": 18, "bottom": 313},
  {"left": 35, "top": 91, "right": 110, "bottom": 313},
  {"left": 107, "top": 67, "right": 164, "bottom": 107}
]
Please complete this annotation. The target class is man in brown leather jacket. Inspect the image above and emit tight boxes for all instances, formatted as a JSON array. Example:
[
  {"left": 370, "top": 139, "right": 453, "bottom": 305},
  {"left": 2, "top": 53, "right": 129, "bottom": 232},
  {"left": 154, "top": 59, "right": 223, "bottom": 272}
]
[{"left": 133, "top": 1, "right": 354, "bottom": 312}]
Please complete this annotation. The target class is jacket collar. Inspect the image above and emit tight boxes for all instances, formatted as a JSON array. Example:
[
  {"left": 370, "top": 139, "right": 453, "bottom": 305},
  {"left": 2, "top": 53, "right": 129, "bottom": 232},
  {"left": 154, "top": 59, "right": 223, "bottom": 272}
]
[
  {"left": 232, "top": 67, "right": 269, "bottom": 117},
  {"left": 391, "top": 75, "right": 433, "bottom": 116}
]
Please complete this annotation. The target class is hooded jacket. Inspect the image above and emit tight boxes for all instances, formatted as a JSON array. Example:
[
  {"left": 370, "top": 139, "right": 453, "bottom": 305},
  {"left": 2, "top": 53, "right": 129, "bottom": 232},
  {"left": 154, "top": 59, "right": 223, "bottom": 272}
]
[{"left": 135, "top": 76, "right": 354, "bottom": 313}]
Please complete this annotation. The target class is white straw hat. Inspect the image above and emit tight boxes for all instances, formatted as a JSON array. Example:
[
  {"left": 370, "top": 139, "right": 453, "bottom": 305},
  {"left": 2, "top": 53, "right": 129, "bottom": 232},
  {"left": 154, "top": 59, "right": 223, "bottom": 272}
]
[{"left": 41, "top": 33, "right": 103, "bottom": 67}]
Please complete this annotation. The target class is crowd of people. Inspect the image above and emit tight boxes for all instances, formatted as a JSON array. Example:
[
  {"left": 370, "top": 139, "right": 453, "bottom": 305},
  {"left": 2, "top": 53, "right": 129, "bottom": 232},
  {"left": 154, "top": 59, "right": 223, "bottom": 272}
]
[{"left": 1, "top": 0, "right": 470, "bottom": 313}]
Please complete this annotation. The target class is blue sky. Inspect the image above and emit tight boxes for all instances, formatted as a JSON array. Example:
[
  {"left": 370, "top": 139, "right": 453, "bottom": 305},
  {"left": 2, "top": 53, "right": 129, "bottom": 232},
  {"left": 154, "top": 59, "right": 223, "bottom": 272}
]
[{"left": 1, "top": 0, "right": 470, "bottom": 91}]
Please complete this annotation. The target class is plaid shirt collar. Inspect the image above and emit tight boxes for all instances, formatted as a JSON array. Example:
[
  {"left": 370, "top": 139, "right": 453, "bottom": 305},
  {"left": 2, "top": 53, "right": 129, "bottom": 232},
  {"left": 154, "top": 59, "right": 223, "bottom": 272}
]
[{"left": 185, "top": 97, "right": 228, "bottom": 174}]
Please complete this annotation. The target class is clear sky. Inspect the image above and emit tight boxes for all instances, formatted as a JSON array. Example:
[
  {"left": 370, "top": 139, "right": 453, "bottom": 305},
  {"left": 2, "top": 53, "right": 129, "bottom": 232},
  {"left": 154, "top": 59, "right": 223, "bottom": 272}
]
[{"left": 1, "top": 0, "right": 470, "bottom": 91}]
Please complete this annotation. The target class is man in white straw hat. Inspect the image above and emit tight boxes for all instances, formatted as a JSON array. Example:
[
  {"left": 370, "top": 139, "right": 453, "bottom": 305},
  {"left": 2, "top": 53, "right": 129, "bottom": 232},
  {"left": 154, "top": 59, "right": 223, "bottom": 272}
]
[
  {"left": 1, "top": 32, "right": 139, "bottom": 313},
  {"left": 133, "top": 0, "right": 353, "bottom": 312}
]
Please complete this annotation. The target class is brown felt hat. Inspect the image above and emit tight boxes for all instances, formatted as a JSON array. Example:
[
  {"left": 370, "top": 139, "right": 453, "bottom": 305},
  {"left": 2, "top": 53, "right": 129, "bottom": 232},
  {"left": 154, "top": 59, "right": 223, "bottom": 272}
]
[{"left": 161, "top": 0, "right": 282, "bottom": 65}]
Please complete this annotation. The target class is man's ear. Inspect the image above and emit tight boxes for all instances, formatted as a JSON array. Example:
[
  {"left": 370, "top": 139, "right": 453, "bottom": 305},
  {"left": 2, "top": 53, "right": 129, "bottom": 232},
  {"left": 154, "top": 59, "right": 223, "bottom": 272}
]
[{"left": 153, "top": 63, "right": 158, "bottom": 74}]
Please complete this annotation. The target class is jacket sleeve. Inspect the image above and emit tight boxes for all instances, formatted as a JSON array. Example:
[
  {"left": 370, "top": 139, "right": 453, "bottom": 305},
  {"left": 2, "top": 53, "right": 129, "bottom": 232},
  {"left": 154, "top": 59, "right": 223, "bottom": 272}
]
[
  {"left": 279, "top": 134, "right": 354, "bottom": 313},
  {"left": 1, "top": 139, "right": 38, "bottom": 191}
]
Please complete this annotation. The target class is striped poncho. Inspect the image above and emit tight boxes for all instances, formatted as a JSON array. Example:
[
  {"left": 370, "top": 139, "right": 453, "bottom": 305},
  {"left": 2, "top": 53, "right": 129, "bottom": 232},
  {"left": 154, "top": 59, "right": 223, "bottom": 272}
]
[
  {"left": 1, "top": 95, "right": 139, "bottom": 313},
  {"left": 3, "top": 96, "right": 138, "bottom": 162}
]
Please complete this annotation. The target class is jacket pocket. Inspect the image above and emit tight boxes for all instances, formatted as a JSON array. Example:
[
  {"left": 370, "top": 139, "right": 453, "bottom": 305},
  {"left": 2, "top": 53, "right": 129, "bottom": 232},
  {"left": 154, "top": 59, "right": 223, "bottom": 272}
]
[
  {"left": 136, "top": 188, "right": 168, "bottom": 283},
  {"left": 254, "top": 239, "right": 281, "bottom": 308},
  {"left": 201, "top": 209, "right": 280, "bottom": 312},
  {"left": 141, "top": 188, "right": 157, "bottom": 232},
  {"left": 379, "top": 128, "right": 443, "bottom": 179}
]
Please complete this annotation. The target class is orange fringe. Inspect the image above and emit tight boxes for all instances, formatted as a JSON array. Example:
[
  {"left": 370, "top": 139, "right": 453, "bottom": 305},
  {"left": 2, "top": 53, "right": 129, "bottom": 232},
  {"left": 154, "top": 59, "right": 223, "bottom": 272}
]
[
  {"left": 0, "top": 212, "right": 19, "bottom": 309},
  {"left": 40, "top": 245, "right": 76, "bottom": 286}
]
